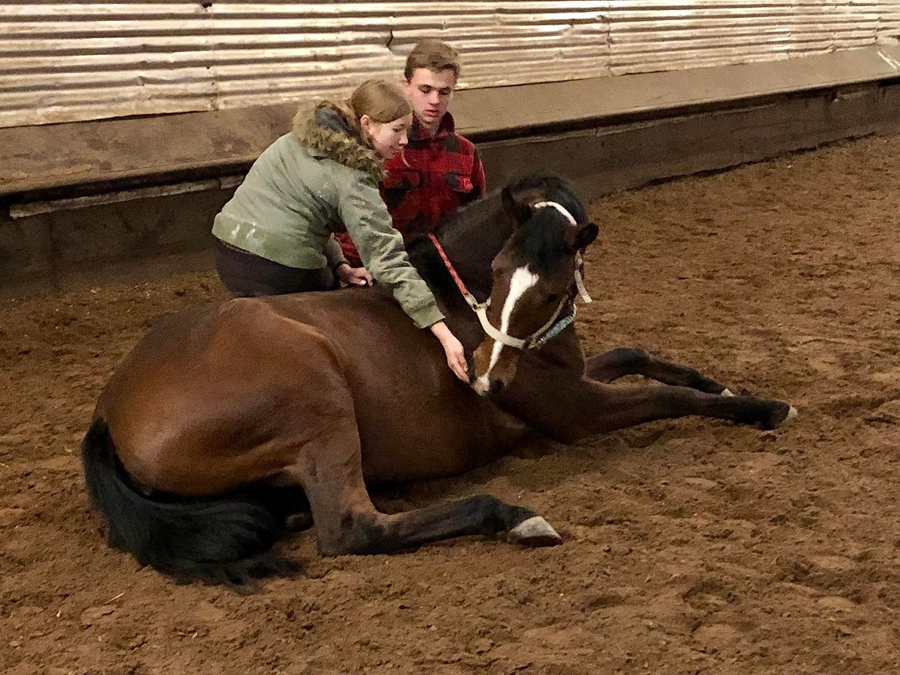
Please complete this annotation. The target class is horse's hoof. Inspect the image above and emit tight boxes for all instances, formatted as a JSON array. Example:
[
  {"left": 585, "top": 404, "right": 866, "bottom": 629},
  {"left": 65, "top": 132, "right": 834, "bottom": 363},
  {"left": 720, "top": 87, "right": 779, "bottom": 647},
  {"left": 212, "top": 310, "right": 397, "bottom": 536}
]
[
  {"left": 764, "top": 402, "right": 798, "bottom": 429},
  {"left": 721, "top": 388, "right": 735, "bottom": 397},
  {"left": 508, "top": 516, "right": 562, "bottom": 547}
]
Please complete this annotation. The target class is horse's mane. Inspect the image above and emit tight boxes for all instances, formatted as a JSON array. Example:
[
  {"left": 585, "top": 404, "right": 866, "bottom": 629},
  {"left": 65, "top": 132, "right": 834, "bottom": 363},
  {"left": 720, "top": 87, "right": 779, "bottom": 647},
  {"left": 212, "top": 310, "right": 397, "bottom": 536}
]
[
  {"left": 508, "top": 173, "right": 588, "bottom": 225},
  {"left": 404, "top": 188, "right": 507, "bottom": 301}
]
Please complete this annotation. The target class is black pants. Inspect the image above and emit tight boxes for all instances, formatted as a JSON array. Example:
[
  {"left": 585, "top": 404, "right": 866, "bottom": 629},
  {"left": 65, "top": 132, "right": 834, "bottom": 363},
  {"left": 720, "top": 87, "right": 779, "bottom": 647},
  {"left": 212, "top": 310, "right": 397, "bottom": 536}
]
[{"left": 215, "top": 240, "right": 338, "bottom": 297}]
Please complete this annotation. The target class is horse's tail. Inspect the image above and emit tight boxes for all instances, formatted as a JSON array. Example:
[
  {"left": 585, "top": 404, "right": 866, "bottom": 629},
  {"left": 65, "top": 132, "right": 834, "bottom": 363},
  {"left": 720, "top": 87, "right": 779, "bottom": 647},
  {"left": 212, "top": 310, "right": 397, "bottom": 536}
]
[{"left": 81, "top": 418, "right": 298, "bottom": 589}]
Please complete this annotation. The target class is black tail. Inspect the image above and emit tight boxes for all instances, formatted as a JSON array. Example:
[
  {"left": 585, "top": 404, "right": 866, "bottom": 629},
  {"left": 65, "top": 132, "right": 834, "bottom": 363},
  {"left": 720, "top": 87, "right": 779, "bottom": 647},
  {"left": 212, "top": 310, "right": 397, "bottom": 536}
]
[{"left": 81, "top": 418, "right": 299, "bottom": 589}]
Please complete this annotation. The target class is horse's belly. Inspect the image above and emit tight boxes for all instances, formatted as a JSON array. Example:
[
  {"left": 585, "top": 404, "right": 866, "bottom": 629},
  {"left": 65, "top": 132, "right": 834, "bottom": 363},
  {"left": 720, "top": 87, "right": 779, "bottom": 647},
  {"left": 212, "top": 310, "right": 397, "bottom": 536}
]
[{"left": 355, "top": 393, "right": 528, "bottom": 485}]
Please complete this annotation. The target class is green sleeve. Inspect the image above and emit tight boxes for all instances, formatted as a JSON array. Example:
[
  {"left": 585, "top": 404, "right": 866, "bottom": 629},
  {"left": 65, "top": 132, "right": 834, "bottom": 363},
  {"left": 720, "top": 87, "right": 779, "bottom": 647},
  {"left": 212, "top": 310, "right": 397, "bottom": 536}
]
[
  {"left": 324, "top": 235, "right": 348, "bottom": 270},
  {"left": 337, "top": 171, "right": 444, "bottom": 329}
]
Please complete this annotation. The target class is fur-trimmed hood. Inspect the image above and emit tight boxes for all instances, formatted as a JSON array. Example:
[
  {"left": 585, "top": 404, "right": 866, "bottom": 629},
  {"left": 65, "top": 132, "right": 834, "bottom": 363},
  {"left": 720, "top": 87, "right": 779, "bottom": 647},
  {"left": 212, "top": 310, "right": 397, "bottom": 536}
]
[{"left": 292, "top": 102, "right": 383, "bottom": 181}]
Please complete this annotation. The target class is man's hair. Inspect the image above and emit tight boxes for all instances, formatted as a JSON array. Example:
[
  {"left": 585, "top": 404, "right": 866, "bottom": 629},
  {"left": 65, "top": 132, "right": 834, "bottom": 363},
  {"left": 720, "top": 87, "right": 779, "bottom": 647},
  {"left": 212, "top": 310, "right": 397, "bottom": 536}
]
[{"left": 404, "top": 39, "right": 461, "bottom": 82}]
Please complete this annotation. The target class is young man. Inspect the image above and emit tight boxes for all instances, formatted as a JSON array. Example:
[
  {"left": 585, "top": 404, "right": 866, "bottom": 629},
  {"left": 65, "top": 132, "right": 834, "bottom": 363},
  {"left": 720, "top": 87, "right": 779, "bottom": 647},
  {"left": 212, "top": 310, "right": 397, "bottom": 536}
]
[{"left": 338, "top": 39, "right": 486, "bottom": 266}]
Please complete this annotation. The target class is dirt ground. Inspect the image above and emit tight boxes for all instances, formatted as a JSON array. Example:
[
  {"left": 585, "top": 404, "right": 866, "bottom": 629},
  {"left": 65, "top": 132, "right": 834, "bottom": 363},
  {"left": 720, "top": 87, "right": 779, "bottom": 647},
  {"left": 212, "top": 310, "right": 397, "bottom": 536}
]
[{"left": 3, "top": 131, "right": 900, "bottom": 675}]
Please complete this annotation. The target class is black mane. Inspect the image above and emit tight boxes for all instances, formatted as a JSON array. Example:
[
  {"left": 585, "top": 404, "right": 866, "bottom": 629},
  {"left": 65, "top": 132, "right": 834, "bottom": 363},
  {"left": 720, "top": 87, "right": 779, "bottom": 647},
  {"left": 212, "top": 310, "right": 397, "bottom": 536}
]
[{"left": 508, "top": 173, "right": 588, "bottom": 224}]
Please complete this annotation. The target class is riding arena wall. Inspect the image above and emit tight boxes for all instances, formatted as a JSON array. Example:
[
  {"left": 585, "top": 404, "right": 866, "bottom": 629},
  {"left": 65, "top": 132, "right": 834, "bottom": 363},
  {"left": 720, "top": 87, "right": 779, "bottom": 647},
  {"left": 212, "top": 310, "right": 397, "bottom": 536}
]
[{"left": 1, "top": 2, "right": 900, "bottom": 293}]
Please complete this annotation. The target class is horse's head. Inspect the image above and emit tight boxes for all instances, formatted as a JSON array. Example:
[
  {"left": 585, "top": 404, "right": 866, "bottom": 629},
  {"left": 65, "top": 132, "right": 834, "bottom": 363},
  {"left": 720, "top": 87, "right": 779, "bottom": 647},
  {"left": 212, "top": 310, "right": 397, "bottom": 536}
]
[{"left": 471, "top": 180, "right": 599, "bottom": 396}]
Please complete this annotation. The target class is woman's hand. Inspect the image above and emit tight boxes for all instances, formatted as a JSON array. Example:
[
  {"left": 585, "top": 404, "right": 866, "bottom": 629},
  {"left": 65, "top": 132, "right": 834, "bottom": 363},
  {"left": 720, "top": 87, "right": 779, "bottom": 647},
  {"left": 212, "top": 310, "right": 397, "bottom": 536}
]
[
  {"left": 429, "top": 321, "right": 469, "bottom": 383},
  {"left": 336, "top": 263, "right": 373, "bottom": 287}
]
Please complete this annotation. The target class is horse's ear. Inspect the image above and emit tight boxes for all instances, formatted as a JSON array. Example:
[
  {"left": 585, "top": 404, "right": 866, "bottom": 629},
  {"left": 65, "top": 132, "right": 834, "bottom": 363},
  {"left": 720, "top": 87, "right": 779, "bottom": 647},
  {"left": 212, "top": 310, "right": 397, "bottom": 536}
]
[
  {"left": 569, "top": 223, "right": 599, "bottom": 251},
  {"left": 501, "top": 187, "right": 532, "bottom": 225}
]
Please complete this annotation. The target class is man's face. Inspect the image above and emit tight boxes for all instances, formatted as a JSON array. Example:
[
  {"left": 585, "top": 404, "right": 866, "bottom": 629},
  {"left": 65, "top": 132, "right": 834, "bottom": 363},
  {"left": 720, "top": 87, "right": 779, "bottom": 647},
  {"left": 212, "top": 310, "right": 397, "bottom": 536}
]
[{"left": 403, "top": 67, "right": 456, "bottom": 129}]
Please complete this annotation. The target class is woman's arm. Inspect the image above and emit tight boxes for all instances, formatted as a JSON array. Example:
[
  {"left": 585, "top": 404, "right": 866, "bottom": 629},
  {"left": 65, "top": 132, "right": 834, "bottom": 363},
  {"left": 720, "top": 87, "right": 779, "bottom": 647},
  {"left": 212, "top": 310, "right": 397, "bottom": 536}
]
[
  {"left": 429, "top": 321, "right": 469, "bottom": 382},
  {"left": 336, "top": 171, "right": 469, "bottom": 382},
  {"left": 336, "top": 172, "right": 444, "bottom": 328}
]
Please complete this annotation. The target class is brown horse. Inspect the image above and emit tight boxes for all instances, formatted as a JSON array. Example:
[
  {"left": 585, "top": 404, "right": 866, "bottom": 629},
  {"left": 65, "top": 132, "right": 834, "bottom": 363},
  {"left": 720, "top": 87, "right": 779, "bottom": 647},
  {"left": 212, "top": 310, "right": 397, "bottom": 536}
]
[{"left": 81, "top": 175, "right": 796, "bottom": 586}]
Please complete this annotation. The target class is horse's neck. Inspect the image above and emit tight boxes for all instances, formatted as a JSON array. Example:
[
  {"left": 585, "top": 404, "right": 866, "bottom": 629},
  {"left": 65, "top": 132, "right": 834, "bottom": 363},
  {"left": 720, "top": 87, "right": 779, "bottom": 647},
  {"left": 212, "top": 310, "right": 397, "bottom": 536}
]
[
  {"left": 433, "top": 192, "right": 513, "bottom": 298},
  {"left": 404, "top": 192, "right": 512, "bottom": 348}
]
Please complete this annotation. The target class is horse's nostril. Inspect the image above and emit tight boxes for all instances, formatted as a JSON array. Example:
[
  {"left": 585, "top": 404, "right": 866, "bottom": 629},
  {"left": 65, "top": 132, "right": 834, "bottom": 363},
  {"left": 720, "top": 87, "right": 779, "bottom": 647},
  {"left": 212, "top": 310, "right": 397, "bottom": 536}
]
[{"left": 489, "top": 380, "right": 505, "bottom": 395}]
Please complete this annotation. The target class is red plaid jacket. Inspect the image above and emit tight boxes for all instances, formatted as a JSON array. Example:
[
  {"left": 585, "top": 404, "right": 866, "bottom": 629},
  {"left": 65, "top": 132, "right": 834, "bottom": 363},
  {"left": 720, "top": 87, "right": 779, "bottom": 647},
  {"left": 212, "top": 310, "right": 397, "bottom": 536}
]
[{"left": 337, "top": 113, "right": 486, "bottom": 266}]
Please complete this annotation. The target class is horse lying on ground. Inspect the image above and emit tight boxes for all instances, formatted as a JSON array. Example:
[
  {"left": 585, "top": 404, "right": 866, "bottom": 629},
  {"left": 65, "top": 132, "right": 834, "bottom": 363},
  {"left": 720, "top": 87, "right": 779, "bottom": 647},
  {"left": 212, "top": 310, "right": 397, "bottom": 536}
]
[{"left": 82, "top": 175, "right": 796, "bottom": 586}]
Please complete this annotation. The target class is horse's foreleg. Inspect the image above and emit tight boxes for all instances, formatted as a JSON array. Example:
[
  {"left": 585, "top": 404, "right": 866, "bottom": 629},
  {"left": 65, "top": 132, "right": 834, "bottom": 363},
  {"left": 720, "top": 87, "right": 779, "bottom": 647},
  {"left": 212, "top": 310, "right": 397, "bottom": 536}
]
[
  {"left": 585, "top": 347, "right": 729, "bottom": 394},
  {"left": 501, "top": 365, "right": 796, "bottom": 443}
]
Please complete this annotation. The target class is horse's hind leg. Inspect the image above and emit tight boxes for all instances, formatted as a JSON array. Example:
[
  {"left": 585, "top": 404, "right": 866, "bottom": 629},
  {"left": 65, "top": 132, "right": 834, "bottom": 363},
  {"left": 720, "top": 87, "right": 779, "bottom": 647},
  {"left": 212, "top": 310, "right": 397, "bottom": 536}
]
[
  {"left": 289, "top": 441, "right": 561, "bottom": 555},
  {"left": 287, "top": 423, "right": 560, "bottom": 555},
  {"left": 585, "top": 347, "right": 730, "bottom": 394},
  {"left": 369, "top": 496, "right": 562, "bottom": 550},
  {"left": 274, "top": 323, "right": 557, "bottom": 555}
]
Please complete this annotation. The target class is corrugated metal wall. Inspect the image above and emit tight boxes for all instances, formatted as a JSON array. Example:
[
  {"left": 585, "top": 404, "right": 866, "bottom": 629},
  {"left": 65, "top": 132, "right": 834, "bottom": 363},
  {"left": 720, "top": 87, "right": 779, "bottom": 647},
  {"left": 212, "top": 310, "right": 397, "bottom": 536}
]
[
  {"left": 608, "top": 1, "right": 900, "bottom": 72},
  {"left": 2, "top": 1, "right": 899, "bottom": 129}
]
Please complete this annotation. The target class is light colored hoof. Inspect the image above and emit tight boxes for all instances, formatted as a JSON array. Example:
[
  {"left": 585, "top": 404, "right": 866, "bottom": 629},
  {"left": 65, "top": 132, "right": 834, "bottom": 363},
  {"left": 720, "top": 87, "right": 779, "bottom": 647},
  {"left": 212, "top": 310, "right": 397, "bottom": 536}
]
[
  {"left": 783, "top": 405, "right": 799, "bottom": 424},
  {"left": 721, "top": 388, "right": 735, "bottom": 397},
  {"left": 508, "top": 516, "right": 562, "bottom": 547}
]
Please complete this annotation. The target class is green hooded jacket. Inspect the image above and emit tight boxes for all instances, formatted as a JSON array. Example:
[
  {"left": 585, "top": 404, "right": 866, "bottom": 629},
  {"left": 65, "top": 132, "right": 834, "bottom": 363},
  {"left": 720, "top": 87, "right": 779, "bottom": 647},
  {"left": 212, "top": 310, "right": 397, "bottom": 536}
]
[{"left": 212, "top": 102, "right": 444, "bottom": 329}]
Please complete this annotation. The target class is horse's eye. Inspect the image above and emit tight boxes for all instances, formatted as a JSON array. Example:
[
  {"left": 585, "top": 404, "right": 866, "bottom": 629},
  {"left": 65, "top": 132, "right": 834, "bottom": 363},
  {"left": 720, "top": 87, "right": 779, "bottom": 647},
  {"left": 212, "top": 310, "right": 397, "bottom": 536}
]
[{"left": 546, "top": 294, "right": 560, "bottom": 304}]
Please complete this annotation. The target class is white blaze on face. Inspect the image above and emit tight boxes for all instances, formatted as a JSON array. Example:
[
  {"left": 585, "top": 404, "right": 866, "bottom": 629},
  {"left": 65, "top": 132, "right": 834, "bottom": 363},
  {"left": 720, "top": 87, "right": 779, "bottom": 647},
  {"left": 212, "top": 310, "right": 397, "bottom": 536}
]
[{"left": 476, "top": 265, "right": 539, "bottom": 392}]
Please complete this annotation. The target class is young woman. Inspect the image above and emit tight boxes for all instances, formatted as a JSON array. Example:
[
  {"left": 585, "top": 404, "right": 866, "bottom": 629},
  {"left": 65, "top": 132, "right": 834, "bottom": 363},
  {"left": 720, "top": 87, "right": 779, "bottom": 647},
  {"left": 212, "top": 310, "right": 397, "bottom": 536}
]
[{"left": 212, "top": 79, "right": 468, "bottom": 382}]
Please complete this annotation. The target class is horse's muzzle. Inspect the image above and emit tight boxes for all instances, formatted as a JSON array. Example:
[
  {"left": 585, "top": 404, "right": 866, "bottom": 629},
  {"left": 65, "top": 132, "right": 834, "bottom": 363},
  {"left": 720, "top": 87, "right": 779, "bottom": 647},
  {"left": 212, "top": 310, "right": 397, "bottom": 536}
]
[{"left": 472, "top": 376, "right": 505, "bottom": 397}]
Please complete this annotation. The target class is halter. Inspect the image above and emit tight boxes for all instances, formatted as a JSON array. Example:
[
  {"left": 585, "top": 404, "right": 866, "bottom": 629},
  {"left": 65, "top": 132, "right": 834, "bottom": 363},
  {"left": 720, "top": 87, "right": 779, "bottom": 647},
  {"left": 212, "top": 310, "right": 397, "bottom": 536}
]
[
  {"left": 427, "top": 200, "right": 593, "bottom": 351},
  {"left": 532, "top": 201, "right": 593, "bottom": 305}
]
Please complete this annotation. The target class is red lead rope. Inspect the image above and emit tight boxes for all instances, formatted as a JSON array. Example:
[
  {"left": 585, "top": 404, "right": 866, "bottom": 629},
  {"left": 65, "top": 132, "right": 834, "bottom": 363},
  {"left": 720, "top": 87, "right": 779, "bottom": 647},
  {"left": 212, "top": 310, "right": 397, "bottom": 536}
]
[{"left": 428, "top": 233, "right": 481, "bottom": 308}]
